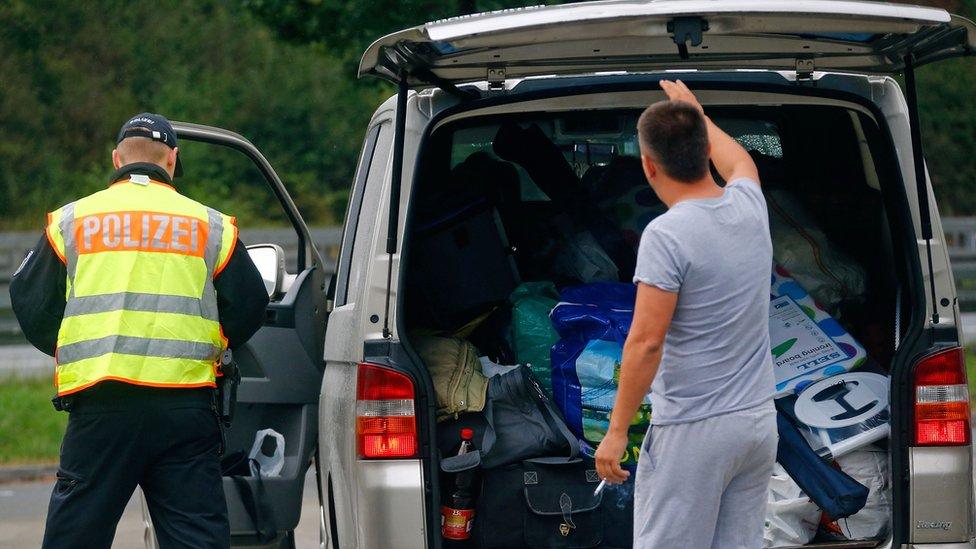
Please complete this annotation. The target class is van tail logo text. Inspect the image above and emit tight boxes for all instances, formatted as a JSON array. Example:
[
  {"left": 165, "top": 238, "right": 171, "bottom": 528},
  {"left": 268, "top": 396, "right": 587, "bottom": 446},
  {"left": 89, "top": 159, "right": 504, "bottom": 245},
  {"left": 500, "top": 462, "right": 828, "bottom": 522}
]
[{"left": 917, "top": 520, "right": 952, "bottom": 531}]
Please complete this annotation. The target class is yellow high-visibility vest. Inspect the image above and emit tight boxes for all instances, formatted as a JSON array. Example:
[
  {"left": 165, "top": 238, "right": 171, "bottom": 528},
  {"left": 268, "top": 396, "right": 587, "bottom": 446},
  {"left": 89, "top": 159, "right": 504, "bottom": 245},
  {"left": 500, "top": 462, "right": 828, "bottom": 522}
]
[{"left": 45, "top": 177, "right": 237, "bottom": 396}]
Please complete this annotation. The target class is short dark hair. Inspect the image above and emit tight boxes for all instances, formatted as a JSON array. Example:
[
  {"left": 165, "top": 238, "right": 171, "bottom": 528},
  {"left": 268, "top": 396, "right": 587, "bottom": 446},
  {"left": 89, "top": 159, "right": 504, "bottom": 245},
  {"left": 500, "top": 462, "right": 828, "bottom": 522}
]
[{"left": 637, "top": 101, "right": 709, "bottom": 182}]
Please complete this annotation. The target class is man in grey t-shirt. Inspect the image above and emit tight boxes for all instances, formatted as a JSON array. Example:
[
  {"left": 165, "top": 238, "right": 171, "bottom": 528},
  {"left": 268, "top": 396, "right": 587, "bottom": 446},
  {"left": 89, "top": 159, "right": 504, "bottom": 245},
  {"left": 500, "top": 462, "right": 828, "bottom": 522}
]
[{"left": 595, "top": 81, "right": 777, "bottom": 548}]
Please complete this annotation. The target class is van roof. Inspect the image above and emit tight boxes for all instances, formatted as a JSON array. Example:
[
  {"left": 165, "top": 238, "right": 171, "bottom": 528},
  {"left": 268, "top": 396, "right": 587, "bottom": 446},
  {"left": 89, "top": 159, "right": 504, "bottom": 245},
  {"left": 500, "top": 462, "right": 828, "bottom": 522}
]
[{"left": 359, "top": 0, "right": 976, "bottom": 87}]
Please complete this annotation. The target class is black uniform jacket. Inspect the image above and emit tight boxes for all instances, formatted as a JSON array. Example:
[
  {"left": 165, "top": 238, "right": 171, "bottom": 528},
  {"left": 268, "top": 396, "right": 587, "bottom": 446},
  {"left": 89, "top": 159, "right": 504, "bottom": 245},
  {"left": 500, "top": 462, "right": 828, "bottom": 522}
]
[{"left": 9, "top": 163, "right": 270, "bottom": 356}]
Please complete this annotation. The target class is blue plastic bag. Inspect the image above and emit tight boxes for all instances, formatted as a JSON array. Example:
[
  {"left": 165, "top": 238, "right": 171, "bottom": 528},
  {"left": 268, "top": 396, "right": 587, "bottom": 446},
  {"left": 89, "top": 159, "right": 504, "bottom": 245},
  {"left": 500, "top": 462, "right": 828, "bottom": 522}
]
[{"left": 550, "top": 283, "right": 649, "bottom": 468}]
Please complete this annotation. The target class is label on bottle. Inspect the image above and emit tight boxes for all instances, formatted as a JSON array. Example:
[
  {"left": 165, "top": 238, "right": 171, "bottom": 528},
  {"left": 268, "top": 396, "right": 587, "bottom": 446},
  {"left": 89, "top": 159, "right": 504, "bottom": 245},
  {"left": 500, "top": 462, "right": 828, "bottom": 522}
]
[{"left": 441, "top": 506, "right": 475, "bottom": 540}]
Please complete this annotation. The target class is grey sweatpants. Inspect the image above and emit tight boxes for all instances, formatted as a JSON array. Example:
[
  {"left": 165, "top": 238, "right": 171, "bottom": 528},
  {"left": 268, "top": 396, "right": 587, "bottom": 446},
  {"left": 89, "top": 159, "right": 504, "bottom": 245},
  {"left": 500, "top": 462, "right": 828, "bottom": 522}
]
[{"left": 634, "top": 403, "right": 777, "bottom": 549}]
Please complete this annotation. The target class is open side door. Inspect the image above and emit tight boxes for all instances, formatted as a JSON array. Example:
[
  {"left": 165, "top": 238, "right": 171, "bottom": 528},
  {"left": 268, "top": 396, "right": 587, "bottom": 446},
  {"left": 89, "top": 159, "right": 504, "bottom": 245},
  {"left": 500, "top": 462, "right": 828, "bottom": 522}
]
[{"left": 140, "top": 123, "right": 329, "bottom": 548}]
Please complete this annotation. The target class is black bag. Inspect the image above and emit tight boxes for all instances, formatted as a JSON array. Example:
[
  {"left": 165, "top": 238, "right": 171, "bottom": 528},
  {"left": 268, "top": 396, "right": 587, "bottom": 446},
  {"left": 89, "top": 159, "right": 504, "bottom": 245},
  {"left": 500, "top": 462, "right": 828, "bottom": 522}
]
[
  {"left": 439, "top": 366, "right": 579, "bottom": 469},
  {"left": 475, "top": 457, "right": 604, "bottom": 548}
]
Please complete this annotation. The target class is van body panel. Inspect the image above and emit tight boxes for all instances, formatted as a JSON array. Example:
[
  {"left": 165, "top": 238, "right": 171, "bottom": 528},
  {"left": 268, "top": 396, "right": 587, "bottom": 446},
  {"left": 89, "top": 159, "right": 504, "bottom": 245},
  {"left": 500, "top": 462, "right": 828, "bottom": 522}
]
[
  {"left": 361, "top": 95, "right": 429, "bottom": 343},
  {"left": 909, "top": 447, "right": 975, "bottom": 543},
  {"left": 908, "top": 543, "right": 976, "bottom": 548},
  {"left": 873, "top": 77, "right": 958, "bottom": 327},
  {"left": 321, "top": 99, "right": 438, "bottom": 547},
  {"left": 354, "top": 460, "right": 428, "bottom": 548},
  {"left": 321, "top": 107, "right": 401, "bottom": 547},
  {"left": 320, "top": 317, "right": 361, "bottom": 548},
  {"left": 906, "top": 543, "right": 976, "bottom": 549},
  {"left": 430, "top": 87, "right": 880, "bottom": 129}
]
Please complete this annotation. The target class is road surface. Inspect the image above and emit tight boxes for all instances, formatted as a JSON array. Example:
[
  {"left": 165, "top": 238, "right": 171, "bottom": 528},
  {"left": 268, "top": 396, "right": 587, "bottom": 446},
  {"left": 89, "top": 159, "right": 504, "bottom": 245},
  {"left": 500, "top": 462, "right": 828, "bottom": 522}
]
[
  {"left": 0, "top": 316, "right": 973, "bottom": 547},
  {"left": 0, "top": 470, "right": 320, "bottom": 548}
]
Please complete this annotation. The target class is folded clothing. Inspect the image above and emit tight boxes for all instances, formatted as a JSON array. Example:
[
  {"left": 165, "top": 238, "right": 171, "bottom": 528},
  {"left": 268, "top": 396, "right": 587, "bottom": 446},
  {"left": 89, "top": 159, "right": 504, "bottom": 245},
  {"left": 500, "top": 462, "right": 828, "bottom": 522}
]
[{"left": 414, "top": 336, "right": 488, "bottom": 421}]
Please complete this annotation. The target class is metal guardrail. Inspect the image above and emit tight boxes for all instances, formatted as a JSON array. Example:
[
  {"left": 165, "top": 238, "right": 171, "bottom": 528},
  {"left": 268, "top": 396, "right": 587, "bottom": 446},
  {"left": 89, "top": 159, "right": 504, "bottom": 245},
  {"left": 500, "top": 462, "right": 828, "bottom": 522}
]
[
  {"left": 2, "top": 218, "right": 976, "bottom": 339},
  {"left": 944, "top": 217, "right": 976, "bottom": 309},
  {"left": 0, "top": 227, "right": 341, "bottom": 341}
]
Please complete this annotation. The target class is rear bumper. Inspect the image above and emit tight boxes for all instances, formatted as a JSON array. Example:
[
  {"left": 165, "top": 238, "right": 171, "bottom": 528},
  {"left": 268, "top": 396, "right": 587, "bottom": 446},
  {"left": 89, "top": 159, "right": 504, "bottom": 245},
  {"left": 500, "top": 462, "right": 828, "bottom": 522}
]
[
  {"left": 909, "top": 446, "right": 975, "bottom": 544},
  {"left": 905, "top": 541, "right": 976, "bottom": 548}
]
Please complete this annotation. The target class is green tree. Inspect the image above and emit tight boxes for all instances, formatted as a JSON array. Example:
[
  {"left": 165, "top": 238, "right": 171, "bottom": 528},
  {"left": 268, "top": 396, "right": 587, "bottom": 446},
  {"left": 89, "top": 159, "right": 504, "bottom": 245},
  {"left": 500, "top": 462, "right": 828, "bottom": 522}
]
[
  {"left": 242, "top": 0, "right": 556, "bottom": 57},
  {"left": 2, "top": 0, "right": 975, "bottom": 230},
  {"left": 242, "top": 0, "right": 976, "bottom": 215},
  {"left": 0, "top": 0, "right": 385, "bottom": 229}
]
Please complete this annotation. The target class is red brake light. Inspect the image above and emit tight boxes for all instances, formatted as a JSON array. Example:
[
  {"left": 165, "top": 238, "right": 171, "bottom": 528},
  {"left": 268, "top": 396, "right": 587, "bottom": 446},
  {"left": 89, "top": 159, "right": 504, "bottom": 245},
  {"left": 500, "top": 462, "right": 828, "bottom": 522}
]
[
  {"left": 914, "top": 348, "right": 971, "bottom": 446},
  {"left": 356, "top": 362, "right": 417, "bottom": 458}
]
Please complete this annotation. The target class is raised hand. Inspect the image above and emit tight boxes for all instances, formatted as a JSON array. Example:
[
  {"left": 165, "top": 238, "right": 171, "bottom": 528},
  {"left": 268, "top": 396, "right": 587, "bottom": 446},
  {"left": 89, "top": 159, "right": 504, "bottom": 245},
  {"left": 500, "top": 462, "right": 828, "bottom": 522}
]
[{"left": 659, "top": 80, "right": 704, "bottom": 114}]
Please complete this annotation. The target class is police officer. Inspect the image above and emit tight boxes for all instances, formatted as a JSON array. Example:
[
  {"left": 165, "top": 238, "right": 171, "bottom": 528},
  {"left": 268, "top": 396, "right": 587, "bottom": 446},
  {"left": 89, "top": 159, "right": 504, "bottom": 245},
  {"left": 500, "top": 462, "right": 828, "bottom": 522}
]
[{"left": 9, "top": 113, "right": 269, "bottom": 549}]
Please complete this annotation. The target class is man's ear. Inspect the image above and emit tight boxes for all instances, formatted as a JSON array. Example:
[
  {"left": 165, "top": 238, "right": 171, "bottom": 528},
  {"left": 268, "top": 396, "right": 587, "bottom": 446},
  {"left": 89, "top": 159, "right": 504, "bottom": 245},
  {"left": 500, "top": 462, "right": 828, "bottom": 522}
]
[
  {"left": 112, "top": 149, "right": 122, "bottom": 169},
  {"left": 167, "top": 147, "right": 178, "bottom": 170},
  {"left": 640, "top": 152, "right": 657, "bottom": 183}
]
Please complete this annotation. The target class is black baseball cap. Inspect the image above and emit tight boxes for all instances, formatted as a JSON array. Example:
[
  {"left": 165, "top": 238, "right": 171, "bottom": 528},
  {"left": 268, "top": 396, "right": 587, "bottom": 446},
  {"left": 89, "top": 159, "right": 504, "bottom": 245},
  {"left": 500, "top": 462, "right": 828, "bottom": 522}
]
[{"left": 116, "top": 112, "right": 183, "bottom": 177}]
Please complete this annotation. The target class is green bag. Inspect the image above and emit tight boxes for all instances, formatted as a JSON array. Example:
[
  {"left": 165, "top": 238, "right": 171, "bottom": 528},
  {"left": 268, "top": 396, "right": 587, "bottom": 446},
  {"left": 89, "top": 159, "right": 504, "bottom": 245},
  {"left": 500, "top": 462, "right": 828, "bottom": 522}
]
[
  {"left": 413, "top": 336, "right": 488, "bottom": 422},
  {"left": 508, "top": 282, "right": 560, "bottom": 396}
]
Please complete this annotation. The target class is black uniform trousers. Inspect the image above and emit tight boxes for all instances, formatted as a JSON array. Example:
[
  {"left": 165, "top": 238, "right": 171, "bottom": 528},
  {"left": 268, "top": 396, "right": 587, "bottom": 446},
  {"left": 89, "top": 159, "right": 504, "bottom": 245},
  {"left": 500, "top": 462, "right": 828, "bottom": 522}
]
[{"left": 41, "top": 383, "right": 229, "bottom": 549}]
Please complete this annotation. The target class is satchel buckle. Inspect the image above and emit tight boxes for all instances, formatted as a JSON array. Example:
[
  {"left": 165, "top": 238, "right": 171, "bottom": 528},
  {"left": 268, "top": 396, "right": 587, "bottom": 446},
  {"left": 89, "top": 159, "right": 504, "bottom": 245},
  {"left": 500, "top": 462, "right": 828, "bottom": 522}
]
[{"left": 558, "top": 492, "right": 577, "bottom": 535}]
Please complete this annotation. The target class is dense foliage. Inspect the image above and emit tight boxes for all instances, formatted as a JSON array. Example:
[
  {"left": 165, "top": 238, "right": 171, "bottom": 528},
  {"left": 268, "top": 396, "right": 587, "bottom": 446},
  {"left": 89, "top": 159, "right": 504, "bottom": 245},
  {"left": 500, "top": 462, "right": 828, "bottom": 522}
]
[
  {"left": 1, "top": 0, "right": 974, "bottom": 231},
  {"left": 0, "top": 0, "right": 386, "bottom": 229}
]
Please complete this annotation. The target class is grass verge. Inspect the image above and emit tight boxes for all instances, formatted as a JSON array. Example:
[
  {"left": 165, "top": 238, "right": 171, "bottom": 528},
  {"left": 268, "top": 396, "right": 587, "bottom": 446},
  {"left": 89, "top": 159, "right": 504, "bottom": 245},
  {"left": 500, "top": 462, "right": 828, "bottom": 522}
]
[{"left": 0, "top": 378, "right": 66, "bottom": 465}]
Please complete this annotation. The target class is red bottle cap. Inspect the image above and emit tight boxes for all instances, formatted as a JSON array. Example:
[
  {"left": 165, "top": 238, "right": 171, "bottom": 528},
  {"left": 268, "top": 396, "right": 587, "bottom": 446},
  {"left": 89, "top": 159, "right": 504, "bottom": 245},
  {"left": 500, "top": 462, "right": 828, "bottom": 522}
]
[{"left": 460, "top": 428, "right": 474, "bottom": 440}]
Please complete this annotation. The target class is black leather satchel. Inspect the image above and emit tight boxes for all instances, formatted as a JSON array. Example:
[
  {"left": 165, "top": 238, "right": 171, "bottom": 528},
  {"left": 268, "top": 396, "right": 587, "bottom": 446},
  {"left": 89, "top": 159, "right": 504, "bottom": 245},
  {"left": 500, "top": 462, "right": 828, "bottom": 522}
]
[
  {"left": 438, "top": 365, "right": 580, "bottom": 469},
  {"left": 475, "top": 457, "right": 604, "bottom": 548}
]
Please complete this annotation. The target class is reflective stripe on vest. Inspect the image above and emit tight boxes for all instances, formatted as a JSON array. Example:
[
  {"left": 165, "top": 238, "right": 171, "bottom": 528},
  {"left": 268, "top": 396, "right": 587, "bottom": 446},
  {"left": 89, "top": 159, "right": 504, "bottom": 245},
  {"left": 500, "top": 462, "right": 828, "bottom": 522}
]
[{"left": 48, "top": 179, "right": 237, "bottom": 396}]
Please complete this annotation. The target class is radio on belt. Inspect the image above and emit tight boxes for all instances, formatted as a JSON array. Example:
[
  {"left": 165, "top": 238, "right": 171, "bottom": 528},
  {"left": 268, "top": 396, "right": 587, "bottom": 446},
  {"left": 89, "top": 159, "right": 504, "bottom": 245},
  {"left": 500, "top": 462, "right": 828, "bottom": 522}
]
[{"left": 217, "top": 349, "right": 241, "bottom": 427}]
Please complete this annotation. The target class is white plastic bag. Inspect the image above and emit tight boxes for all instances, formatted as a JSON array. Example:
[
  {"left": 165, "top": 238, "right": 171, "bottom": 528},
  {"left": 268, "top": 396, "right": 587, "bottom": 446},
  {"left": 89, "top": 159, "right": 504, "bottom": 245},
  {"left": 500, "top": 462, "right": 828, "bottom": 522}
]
[
  {"left": 478, "top": 356, "right": 520, "bottom": 378},
  {"left": 766, "top": 188, "right": 867, "bottom": 315},
  {"left": 828, "top": 449, "right": 890, "bottom": 540},
  {"left": 764, "top": 464, "right": 821, "bottom": 548},
  {"left": 249, "top": 428, "right": 285, "bottom": 478}
]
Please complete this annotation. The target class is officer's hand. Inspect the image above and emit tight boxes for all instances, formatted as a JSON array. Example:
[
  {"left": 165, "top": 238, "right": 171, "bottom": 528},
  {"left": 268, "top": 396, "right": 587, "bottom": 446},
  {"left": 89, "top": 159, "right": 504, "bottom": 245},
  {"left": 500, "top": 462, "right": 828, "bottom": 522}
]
[{"left": 594, "top": 429, "right": 631, "bottom": 484}]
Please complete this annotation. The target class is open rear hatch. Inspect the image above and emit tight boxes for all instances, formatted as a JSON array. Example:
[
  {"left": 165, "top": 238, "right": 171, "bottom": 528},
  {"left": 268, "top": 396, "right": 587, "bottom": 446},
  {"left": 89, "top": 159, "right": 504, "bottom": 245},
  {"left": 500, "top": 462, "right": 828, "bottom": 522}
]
[
  {"left": 360, "top": 0, "right": 975, "bottom": 86},
  {"left": 364, "top": 0, "right": 976, "bottom": 336}
]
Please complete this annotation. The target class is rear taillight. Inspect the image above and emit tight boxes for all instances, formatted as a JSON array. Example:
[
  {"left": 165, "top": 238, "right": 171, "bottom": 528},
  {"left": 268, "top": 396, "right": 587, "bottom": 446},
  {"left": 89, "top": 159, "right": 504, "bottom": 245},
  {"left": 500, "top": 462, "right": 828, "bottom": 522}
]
[
  {"left": 914, "top": 347, "right": 971, "bottom": 446},
  {"left": 356, "top": 362, "right": 417, "bottom": 458}
]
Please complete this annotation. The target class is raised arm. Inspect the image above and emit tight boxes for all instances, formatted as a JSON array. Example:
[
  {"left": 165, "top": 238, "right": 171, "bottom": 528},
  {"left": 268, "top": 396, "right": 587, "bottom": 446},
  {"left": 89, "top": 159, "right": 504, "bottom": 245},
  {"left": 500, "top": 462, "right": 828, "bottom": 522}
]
[{"left": 659, "top": 80, "right": 760, "bottom": 184}]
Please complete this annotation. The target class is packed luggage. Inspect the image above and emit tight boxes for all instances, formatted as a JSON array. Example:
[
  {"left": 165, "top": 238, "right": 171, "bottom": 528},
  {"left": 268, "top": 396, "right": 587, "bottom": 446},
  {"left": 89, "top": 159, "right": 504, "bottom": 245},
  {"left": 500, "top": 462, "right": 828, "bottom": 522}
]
[
  {"left": 406, "top": 123, "right": 895, "bottom": 548},
  {"left": 548, "top": 282, "right": 651, "bottom": 468},
  {"left": 421, "top": 271, "right": 893, "bottom": 547}
]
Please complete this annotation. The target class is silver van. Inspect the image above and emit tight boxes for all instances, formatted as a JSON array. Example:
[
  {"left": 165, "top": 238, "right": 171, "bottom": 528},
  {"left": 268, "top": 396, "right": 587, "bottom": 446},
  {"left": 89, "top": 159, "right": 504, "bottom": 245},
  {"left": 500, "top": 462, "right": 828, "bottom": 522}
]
[{"left": 148, "top": 1, "right": 976, "bottom": 547}]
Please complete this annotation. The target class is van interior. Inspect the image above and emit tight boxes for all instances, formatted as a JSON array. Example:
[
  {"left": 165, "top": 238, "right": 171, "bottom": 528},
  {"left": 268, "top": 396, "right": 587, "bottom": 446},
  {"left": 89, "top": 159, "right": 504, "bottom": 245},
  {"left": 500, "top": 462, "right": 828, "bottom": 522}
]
[{"left": 403, "top": 100, "right": 909, "bottom": 548}]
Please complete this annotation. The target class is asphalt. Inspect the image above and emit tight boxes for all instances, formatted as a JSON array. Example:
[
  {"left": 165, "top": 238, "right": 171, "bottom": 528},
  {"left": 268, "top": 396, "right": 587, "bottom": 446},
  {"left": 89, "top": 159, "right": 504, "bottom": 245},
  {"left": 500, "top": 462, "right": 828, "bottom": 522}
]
[{"left": 0, "top": 470, "right": 321, "bottom": 548}]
